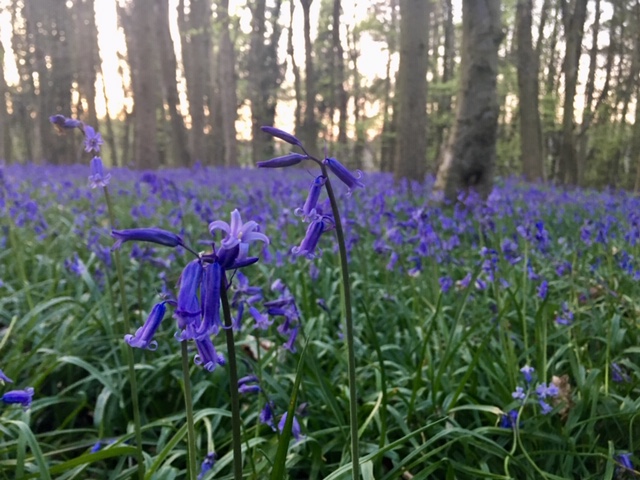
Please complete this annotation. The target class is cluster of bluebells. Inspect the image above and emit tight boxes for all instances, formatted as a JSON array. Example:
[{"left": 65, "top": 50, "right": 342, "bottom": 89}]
[
  {"left": 501, "top": 365, "right": 560, "bottom": 428},
  {"left": 0, "top": 368, "right": 34, "bottom": 411},
  {"left": 115, "top": 209, "right": 269, "bottom": 372},
  {"left": 258, "top": 126, "right": 364, "bottom": 259},
  {"left": 49, "top": 114, "right": 109, "bottom": 189}
]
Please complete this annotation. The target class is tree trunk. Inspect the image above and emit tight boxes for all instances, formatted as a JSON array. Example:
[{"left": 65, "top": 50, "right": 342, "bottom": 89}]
[
  {"left": 217, "top": 0, "right": 238, "bottom": 167},
  {"left": 394, "top": 0, "right": 429, "bottom": 182},
  {"left": 0, "top": 40, "right": 6, "bottom": 162},
  {"left": 516, "top": 0, "right": 544, "bottom": 181},
  {"left": 558, "top": 0, "right": 588, "bottom": 185},
  {"left": 300, "top": 0, "right": 318, "bottom": 154},
  {"left": 333, "top": 0, "right": 348, "bottom": 154},
  {"left": 73, "top": 0, "right": 99, "bottom": 129},
  {"left": 435, "top": 0, "right": 502, "bottom": 200},
  {"left": 433, "top": 0, "right": 454, "bottom": 164}
]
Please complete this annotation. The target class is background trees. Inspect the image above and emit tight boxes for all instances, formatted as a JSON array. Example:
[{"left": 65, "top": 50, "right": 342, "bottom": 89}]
[{"left": 1, "top": 0, "right": 640, "bottom": 192}]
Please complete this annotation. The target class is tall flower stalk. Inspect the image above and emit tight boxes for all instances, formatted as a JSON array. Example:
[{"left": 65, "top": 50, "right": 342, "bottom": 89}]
[
  {"left": 259, "top": 126, "right": 362, "bottom": 478},
  {"left": 50, "top": 115, "right": 145, "bottom": 479}
]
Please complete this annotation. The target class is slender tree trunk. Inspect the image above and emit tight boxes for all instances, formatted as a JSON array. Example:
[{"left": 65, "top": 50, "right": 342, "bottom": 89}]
[
  {"left": 288, "top": 0, "right": 302, "bottom": 134},
  {"left": 300, "top": 0, "right": 318, "bottom": 154},
  {"left": 333, "top": 0, "right": 348, "bottom": 154},
  {"left": 74, "top": 0, "right": 99, "bottom": 129},
  {"left": 516, "top": 0, "right": 544, "bottom": 181},
  {"left": 157, "top": 0, "right": 191, "bottom": 166},
  {"left": 558, "top": 0, "right": 588, "bottom": 185},
  {"left": 349, "top": 25, "right": 365, "bottom": 170},
  {"left": 435, "top": 0, "right": 503, "bottom": 200},
  {"left": 0, "top": 40, "right": 6, "bottom": 162},
  {"left": 434, "top": 0, "right": 454, "bottom": 164},
  {"left": 380, "top": 0, "right": 399, "bottom": 173},
  {"left": 394, "top": 0, "right": 429, "bottom": 182},
  {"left": 99, "top": 64, "right": 119, "bottom": 167},
  {"left": 217, "top": 0, "right": 238, "bottom": 167}
]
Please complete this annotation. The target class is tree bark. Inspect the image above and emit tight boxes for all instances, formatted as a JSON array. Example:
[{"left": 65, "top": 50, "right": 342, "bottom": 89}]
[
  {"left": 217, "top": 0, "right": 238, "bottom": 167},
  {"left": 558, "top": 0, "right": 588, "bottom": 185},
  {"left": 300, "top": 0, "right": 318, "bottom": 154},
  {"left": 394, "top": 0, "right": 429, "bottom": 182},
  {"left": 435, "top": 0, "right": 502, "bottom": 200},
  {"left": 516, "top": 0, "right": 544, "bottom": 181},
  {"left": 333, "top": 0, "right": 348, "bottom": 153}
]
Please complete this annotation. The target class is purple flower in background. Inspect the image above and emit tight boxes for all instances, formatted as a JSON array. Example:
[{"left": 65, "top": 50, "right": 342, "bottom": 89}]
[
  {"left": 1, "top": 387, "right": 34, "bottom": 410},
  {"left": 538, "top": 400, "right": 553, "bottom": 414},
  {"left": 249, "top": 306, "right": 273, "bottom": 330},
  {"left": 125, "top": 302, "right": 167, "bottom": 350},
  {"left": 537, "top": 280, "right": 548, "bottom": 300},
  {"left": 512, "top": 386, "right": 526, "bottom": 401},
  {"left": 283, "top": 325, "right": 298, "bottom": 353},
  {"left": 260, "top": 126, "right": 303, "bottom": 147},
  {"left": 555, "top": 302, "right": 574, "bottom": 325},
  {"left": 323, "top": 157, "right": 364, "bottom": 195},
  {"left": 49, "top": 114, "right": 82, "bottom": 130},
  {"left": 295, "top": 175, "right": 326, "bottom": 221},
  {"left": 194, "top": 337, "right": 226, "bottom": 372},
  {"left": 197, "top": 452, "right": 217, "bottom": 480},
  {"left": 83, "top": 125, "right": 104, "bottom": 153},
  {"left": 616, "top": 453, "right": 633, "bottom": 472},
  {"left": 112, "top": 227, "right": 184, "bottom": 250},
  {"left": 520, "top": 365, "right": 535, "bottom": 383},
  {"left": 439, "top": 276, "right": 453, "bottom": 293},
  {"left": 0, "top": 369, "right": 13, "bottom": 384},
  {"left": 611, "top": 362, "right": 630, "bottom": 383},
  {"left": 292, "top": 218, "right": 327, "bottom": 259},
  {"left": 89, "top": 157, "right": 111, "bottom": 189},
  {"left": 278, "top": 412, "right": 303, "bottom": 442},
  {"left": 500, "top": 409, "right": 519, "bottom": 429},
  {"left": 238, "top": 375, "right": 261, "bottom": 394},
  {"left": 260, "top": 401, "right": 276, "bottom": 430}
]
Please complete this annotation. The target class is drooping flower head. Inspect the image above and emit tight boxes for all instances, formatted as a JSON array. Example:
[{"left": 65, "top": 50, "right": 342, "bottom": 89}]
[
  {"left": 0, "top": 369, "right": 12, "bottom": 384},
  {"left": 112, "top": 227, "right": 185, "bottom": 250},
  {"left": 1, "top": 387, "right": 34, "bottom": 410},
  {"left": 49, "top": 114, "right": 82, "bottom": 131},
  {"left": 89, "top": 157, "right": 111, "bottom": 189},
  {"left": 125, "top": 301, "right": 168, "bottom": 350},
  {"left": 209, "top": 209, "right": 269, "bottom": 268}
]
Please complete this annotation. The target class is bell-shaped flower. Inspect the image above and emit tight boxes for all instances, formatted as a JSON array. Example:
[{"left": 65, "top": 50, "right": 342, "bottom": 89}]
[
  {"left": 84, "top": 125, "right": 104, "bottom": 153},
  {"left": 125, "top": 301, "right": 167, "bottom": 350},
  {"left": 278, "top": 412, "right": 303, "bottom": 442},
  {"left": 194, "top": 336, "right": 226, "bottom": 372},
  {"left": 196, "top": 261, "right": 222, "bottom": 338},
  {"left": 323, "top": 157, "right": 364, "bottom": 195},
  {"left": 209, "top": 209, "right": 269, "bottom": 251},
  {"left": 0, "top": 369, "right": 12, "bottom": 384},
  {"left": 112, "top": 227, "right": 184, "bottom": 250},
  {"left": 174, "top": 260, "right": 203, "bottom": 336},
  {"left": 292, "top": 218, "right": 327, "bottom": 259},
  {"left": 295, "top": 175, "right": 326, "bottom": 221},
  {"left": 257, "top": 153, "right": 307, "bottom": 168},
  {"left": 260, "top": 126, "right": 303, "bottom": 147},
  {"left": 49, "top": 114, "right": 82, "bottom": 130},
  {"left": 1, "top": 387, "right": 34, "bottom": 410},
  {"left": 89, "top": 157, "right": 111, "bottom": 189},
  {"left": 249, "top": 306, "right": 273, "bottom": 330}
]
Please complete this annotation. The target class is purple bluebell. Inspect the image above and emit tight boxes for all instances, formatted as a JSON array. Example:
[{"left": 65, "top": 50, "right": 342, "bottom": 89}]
[
  {"left": 174, "top": 260, "right": 204, "bottom": 336},
  {"left": 49, "top": 114, "right": 82, "bottom": 130},
  {"left": 387, "top": 251, "right": 399, "bottom": 271},
  {"left": 292, "top": 218, "right": 326, "bottom": 259},
  {"left": 283, "top": 325, "right": 298, "bottom": 353},
  {"left": 209, "top": 209, "right": 269, "bottom": 262},
  {"left": 238, "top": 375, "right": 261, "bottom": 394},
  {"left": 439, "top": 276, "right": 453, "bottom": 293},
  {"left": 260, "top": 401, "right": 276, "bottom": 430},
  {"left": 89, "top": 157, "right": 111, "bottom": 189},
  {"left": 278, "top": 412, "right": 303, "bottom": 442},
  {"left": 249, "top": 306, "right": 273, "bottom": 330},
  {"left": 537, "top": 280, "right": 548, "bottom": 299},
  {"left": 323, "top": 157, "right": 364, "bottom": 195},
  {"left": 196, "top": 261, "right": 221, "bottom": 338},
  {"left": 83, "top": 125, "right": 104, "bottom": 153},
  {"left": 295, "top": 175, "right": 326, "bottom": 221},
  {"left": 112, "top": 228, "right": 184, "bottom": 250},
  {"left": 616, "top": 453, "right": 633, "bottom": 472},
  {"left": 538, "top": 400, "right": 553, "bottom": 414},
  {"left": 555, "top": 302, "right": 574, "bottom": 325},
  {"left": 90, "top": 441, "right": 102, "bottom": 453},
  {"left": 194, "top": 337, "right": 226, "bottom": 372},
  {"left": 0, "top": 369, "right": 13, "bottom": 384},
  {"left": 512, "top": 386, "right": 526, "bottom": 401},
  {"left": 499, "top": 409, "right": 519, "bottom": 429},
  {"left": 260, "top": 126, "right": 303, "bottom": 147},
  {"left": 520, "top": 365, "right": 535, "bottom": 383},
  {"left": 125, "top": 302, "right": 167, "bottom": 350},
  {"left": 1, "top": 387, "right": 34, "bottom": 409},
  {"left": 197, "top": 452, "right": 217, "bottom": 480},
  {"left": 611, "top": 362, "right": 630, "bottom": 383},
  {"left": 257, "top": 153, "right": 307, "bottom": 168}
]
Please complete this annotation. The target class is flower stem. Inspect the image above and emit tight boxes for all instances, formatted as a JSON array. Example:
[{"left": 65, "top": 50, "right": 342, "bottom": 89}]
[
  {"left": 321, "top": 173, "right": 360, "bottom": 479},
  {"left": 102, "top": 186, "right": 145, "bottom": 480},
  {"left": 220, "top": 273, "right": 243, "bottom": 479},
  {"left": 180, "top": 341, "right": 198, "bottom": 479}
]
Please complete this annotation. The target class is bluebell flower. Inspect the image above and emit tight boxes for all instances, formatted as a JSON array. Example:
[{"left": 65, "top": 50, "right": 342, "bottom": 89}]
[
  {"left": 209, "top": 209, "right": 269, "bottom": 260},
  {"left": 555, "top": 302, "right": 574, "bottom": 325},
  {"left": 0, "top": 369, "right": 13, "bottom": 384},
  {"left": 89, "top": 157, "right": 111, "bottom": 189},
  {"left": 499, "top": 409, "right": 519, "bottom": 429},
  {"left": 295, "top": 175, "right": 326, "bottom": 221},
  {"left": 439, "top": 276, "right": 453, "bottom": 293},
  {"left": 292, "top": 218, "right": 327, "bottom": 259},
  {"left": 512, "top": 386, "right": 526, "bottom": 401},
  {"left": 174, "top": 260, "right": 204, "bottom": 336},
  {"left": 196, "top": 261, "right": 221, "bottom": 338},
  {"left": 238, "top": 375, "right": 261, "bottom": 394},
  {"left": 520, "top": 365, "right": 535, "bottom": 383},
  {"left": 197, "top": 452, "right": 217, "bottom": 480},
  {"left": 1, "top": 387, "right": 34, "bottom": 409},
  {"left": 194, "top": 337, "right": 226, "bottom": 372},
  {"left": 90, "top": 441, "right": 102, "bottom": 453},
  {"left": 283, "top": 326, "right": 298, "bottom": 353},
  {"left": 83, "top": 125, "right": 104, "bottom": 153},
  {"left": 538, "top": 400, "right": 553, "bottom": 414},
  {"left": 249, "top": 306, "right": 273, "bottom": 330},
  {"left": 278, "top": 412, "right": 303, "bottom": 442},
  {"left": 323, "top": 157, "right": 364, "bottom": 195},
  {"left": 257, "top": 153, "right": 307, "bottom": 168},
  {"left": 259, "top": 401, "right": 276, "bottom": 430},
  {"left": 125, "top": 302, "right": 167, "bottom": 350},
  {"left": 112, "top": 227, "right": 184, "bottom": 250},
  {"left": 537, "top": 280, "right": 548, "bottom": 300},
  {"left": 49, "top": 114, "right": 82, "bottom": 130},
  {"left": 611, "top": 362, "right": 630, "bottom": 383},
  {"left": 616, "top": 453, "right": 633, "bottom": 472},
  {"left": 260, "top": 126, "right": 303, "bottom": 147}
]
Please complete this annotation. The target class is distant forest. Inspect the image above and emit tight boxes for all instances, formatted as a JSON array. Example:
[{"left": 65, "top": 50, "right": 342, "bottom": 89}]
[{"left": 0, "top": 0, "right": 639, "bottom": 192}]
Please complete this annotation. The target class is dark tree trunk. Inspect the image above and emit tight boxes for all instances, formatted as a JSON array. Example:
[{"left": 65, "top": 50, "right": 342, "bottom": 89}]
[
  {"left": 333, "top": 0, "right": 348, "bottom": 154},
  {"left": 300, "top": 0, "right": 318, "bottom": 154},
  {"left": 516, "top": 0, "right": 544, "bottom": 181},
  {"left": 435, "top": 0, "right": 502, "bottom": 200},
  {"left": 558, "top": 0, "right": 588, "bottom": 185},
  {"left": 394, "top": 0, "right": 429, "bottom": 182},
  {"left": 379, "top": 0, "right": 399, "bottom": 173},
  {"left": 73, "top": 0, "right": 99, "bottom": 129},
  {"left": 433, "top": 0, "right": 455, "bottom": 164},
  {"left": 217, "top": 0, "right": 238, "bottom": 167},
  {"left": 288, "top": 0, "right": 302, "bottom": 135}
]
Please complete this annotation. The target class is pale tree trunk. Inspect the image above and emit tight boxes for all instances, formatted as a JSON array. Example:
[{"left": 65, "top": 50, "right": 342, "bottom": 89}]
[
  {"left": 288, "top": 0, "right": 302, "bottom": 134},
  {"left": 217, "top": 0, "right": 238, "bottom": 167},
  {"left": 379, "top": 0, "right": 399, "bottom": 173},
  {"left": 394, "top": 0, "right": 429, "bottom": 182},
  {"left": 157, "top": 0, "right": 191, "bottom": 166},
  {"left": 516, "top": 0, "right": 544, "bottom": 181},
  {"left": 433, "top": 0, "right": 454, "bottom": 164},
  {"left": 300, "top": 0, "right": 318, "bottom": 154},
  {"left": 333, "top": 0, "right": 348, "bottom": 155},
  {"left": 558, "top": 0, "right": 588, "bottom": 185},
  {"left": 73, "top": 0, "right": 99, "bottom": 129},
  {"left": 0, "top": 40, "right": 6, "bottom": 161},
  {"left": 99, "top": 62, "right": 119, "bottom": 166},
  {"left": 349, "top": 25, "right": 365, "bottom": 171},
  {"left": 435, "top": 0, "right": 502, "bottom": 200}
]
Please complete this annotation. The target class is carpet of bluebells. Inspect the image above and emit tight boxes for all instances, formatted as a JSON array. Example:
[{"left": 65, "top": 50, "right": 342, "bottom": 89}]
[{"left": 0, "top": 161, "right": 639, "bottom": 479}]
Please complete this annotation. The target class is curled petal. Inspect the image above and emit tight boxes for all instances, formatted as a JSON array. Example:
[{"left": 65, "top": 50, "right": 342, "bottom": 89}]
[
  {"left": 125, "top": 302, "right": 167, "bottom": 350},
  {"left": 260, "top": 126, "right": 302, "bottom": 147}
]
